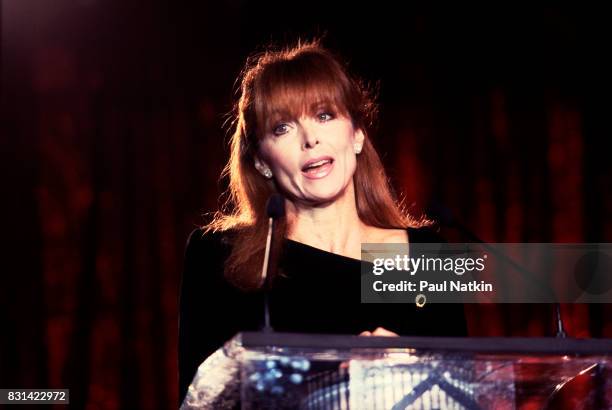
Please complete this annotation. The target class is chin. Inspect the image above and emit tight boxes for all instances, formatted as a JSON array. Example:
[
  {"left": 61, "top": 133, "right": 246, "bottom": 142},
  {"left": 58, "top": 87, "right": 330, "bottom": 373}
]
[{"left": 303, "top": 185, "right": 349, "bottom": 205}]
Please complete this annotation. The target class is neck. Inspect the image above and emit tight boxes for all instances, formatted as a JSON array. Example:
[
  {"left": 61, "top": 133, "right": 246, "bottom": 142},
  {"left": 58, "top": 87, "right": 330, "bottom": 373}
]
[{"left": 285, "top": 182, "right": 370, "bottom": 258}]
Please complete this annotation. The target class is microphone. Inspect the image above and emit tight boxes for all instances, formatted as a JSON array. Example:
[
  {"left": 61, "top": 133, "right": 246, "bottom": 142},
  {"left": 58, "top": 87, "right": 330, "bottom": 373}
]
[
  {"left": 261, "top": 193, "right": 285, "bottom": 333},
  {"left": 426, "top": 200, "right": 568, "bottom": 338}
]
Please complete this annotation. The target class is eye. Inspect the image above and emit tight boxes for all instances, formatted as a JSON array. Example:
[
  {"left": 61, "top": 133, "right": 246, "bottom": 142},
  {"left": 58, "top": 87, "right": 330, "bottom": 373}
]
[
  {"left": 272, "top": 123, "right": 290, "bottom": 136},
  {"left": 317, "top": 112, "right": 334, "bottom": 122}
]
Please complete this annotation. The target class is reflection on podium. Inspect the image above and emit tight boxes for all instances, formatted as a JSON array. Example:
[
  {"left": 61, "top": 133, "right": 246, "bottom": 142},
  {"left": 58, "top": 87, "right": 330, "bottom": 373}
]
[{"left": 181, "top": 332, "right": 612, "bottom": 409}]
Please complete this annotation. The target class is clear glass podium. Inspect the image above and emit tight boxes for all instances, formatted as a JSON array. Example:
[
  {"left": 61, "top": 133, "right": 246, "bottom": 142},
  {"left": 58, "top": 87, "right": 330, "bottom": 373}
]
[{"left": 181, "top": 332, "right": 612, "bottom": 409}]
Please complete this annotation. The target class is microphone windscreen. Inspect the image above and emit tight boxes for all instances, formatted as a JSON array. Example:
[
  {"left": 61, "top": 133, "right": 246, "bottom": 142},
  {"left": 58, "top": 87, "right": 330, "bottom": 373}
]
[{"left": 266, "top": 193, "right": 285, "bottom": 219}]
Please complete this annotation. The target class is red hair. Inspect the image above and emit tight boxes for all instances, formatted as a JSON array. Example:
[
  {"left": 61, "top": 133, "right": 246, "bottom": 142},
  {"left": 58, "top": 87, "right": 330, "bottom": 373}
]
[{"left": 207, "top": 39, "right": 424, "bottom": 290}]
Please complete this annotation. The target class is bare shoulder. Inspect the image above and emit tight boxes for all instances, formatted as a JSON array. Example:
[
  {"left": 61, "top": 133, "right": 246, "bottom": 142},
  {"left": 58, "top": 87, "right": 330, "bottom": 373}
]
[
  {"left": 366, "top": 227, "right": 409, "bottom": 244},
  {"left": 382, "top": 228, "right": 409, "bottom": 244}
]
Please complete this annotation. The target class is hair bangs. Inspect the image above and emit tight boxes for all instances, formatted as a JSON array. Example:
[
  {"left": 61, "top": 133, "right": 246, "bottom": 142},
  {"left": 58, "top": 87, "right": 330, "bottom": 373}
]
[{"left": 253, "top": 57, "right": 351, "bottom": 138}]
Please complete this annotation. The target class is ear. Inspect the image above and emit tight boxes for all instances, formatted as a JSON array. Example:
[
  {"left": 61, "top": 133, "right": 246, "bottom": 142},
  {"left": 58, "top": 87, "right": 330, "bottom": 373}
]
[
  {"left": 353, "top": 128, "right": 365, "bottom": 154},
  {"left": 254, "top": 156, "right": 273, "bottom": 178},
  {"left": 354, "top": 128, "right": 365, "bottom": 145}
]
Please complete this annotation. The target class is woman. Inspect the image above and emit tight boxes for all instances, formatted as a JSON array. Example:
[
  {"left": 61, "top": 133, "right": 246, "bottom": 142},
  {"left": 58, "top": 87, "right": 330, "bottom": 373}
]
[{"left": 178, "top": 40, "right": 467, "bottom": 403}]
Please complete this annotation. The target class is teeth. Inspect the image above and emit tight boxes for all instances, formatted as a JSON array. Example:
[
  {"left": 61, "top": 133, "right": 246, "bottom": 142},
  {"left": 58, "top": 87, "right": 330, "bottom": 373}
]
[{"left": 305, "top": 159, "right": 330, "bottom": 169}]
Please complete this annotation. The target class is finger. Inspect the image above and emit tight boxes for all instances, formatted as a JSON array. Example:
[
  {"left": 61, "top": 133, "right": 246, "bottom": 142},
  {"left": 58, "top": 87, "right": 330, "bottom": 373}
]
[
  {"left": 359, "top": 331, "right": 372, "bottom": 336},
  {"left": 372, "top": 327, "right": 399, "bottom": 337}
]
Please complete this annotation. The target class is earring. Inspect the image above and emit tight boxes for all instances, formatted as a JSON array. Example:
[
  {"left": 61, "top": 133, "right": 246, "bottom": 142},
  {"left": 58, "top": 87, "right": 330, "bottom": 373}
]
[
  {"left": 354, "top": 143, "right": 362, "bottom": 154},
  {"left": 263, "top": 168, "right": 273, "bottom": 178}
]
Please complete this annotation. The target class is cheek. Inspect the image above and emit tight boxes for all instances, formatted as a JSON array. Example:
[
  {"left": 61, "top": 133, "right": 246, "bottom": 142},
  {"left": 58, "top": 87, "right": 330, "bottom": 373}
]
[
  {"left": 260, "top": 142, "right": 285, "bottom": 168},
  {"left": 339, "top": 133, "right": 357, "bottom": 159},
  {"left": 345, "top": 151, "right": 357, "bottom": 173},
  {"left": 264, "top": 147, "right": 297, "bottom": 175},
  {"left": 332, "top": 144, "right": 357, "bottom": 180},
  {"left": 338, "top": 125, "right": 358, "bottom": 150}
]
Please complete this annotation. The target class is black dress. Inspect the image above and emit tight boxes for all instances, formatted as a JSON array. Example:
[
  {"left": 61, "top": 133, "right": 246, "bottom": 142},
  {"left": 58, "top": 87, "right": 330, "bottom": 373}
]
[{"left": 178, "top": 227, "right": 467, "bottom": 404}]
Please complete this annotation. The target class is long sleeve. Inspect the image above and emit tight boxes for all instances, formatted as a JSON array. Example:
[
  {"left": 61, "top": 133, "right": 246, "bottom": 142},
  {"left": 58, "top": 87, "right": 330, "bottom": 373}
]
[{"left": 178, "top": 229, "right": 237, "bottom": 404}]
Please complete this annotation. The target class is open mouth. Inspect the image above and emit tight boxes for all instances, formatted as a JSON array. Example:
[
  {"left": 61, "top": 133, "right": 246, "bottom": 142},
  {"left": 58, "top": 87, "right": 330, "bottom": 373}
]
[{"left": 301, "top": 158, "right": 334, "bottom": 178}]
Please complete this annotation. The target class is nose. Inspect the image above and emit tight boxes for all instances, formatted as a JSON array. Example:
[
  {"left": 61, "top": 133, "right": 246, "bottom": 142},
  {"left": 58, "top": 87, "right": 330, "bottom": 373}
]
[{"left": 299, "top": 122, "right": 319, "bottom": 150}]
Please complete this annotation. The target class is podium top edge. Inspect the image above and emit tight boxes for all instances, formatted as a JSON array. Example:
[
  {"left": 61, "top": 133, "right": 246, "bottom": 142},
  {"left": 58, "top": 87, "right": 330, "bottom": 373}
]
[{"left": 238, "top": 332, "right": 612, "bottom": 355}]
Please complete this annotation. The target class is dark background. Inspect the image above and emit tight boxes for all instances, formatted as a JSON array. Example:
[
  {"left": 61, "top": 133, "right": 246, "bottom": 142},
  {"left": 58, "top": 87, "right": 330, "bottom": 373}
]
[{"left": 2, "top": 2, "right": 611, "bottom": 408}]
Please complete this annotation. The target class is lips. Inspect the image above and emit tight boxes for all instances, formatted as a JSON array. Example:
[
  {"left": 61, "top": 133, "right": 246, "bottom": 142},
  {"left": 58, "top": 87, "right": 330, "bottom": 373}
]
[
  {"left": 301, "top": 156, "right": 334, "bottom": 171},
  {"left": 301, "top": 156, "right": 334, "bottom": 179}
]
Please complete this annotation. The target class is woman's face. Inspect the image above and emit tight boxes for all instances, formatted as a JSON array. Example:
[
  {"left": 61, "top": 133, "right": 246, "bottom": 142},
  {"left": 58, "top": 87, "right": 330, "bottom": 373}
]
[{"left": 254, "top": 106, "right": 364, "bottom": 206}]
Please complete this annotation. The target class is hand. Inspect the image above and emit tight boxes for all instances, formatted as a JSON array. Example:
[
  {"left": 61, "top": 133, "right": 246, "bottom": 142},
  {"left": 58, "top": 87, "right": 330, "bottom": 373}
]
[
  {"left": 339, "top": 327, "right": 400, "bottom": 371},
  {"left": 358, "top": 327, "right": 399, "bottom": 337}
]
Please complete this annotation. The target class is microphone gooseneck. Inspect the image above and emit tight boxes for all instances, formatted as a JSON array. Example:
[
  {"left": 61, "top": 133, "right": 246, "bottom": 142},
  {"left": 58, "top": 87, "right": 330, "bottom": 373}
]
[
  {"left": 261, "top": 193, "right": 285, "bottom": 333},
  {"left": 426, "top": 200, "right": 568, "bottom": 338}
]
